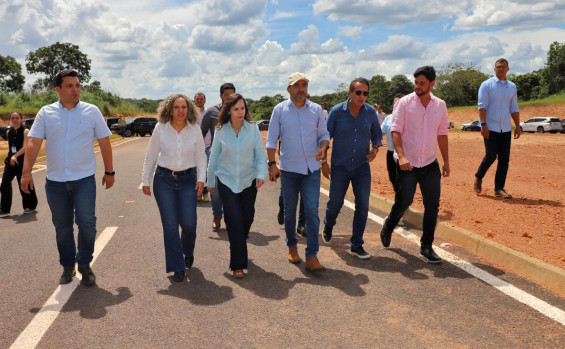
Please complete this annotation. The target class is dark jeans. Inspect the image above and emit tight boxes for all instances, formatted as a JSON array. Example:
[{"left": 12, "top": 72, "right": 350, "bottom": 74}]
[
  {"left": 206, "top": 146, "right": 223, "bottom": 218},
  {"left": 475, "top": 131, "right": 511, "bottom": 191},
  {"left": 45, "top": 175, "right": 97, "bottom": 268},
  {"left": 324, "top": 162, "right": 371, "bottom": 248},
  {"left": 279, "top": 188, "right": 305, "bottom": 227},
  {"left": 281, "top": 170, "right": 321, "bottom": 258},
  {"left": 217, "top": 178, "right": 257, "bottom": 271},
  {"left": 153, "top": 167, "right": 197, "bottom": 273},
  {"left": 384, "top": 160, "right": 441, "bottom": 247},
  {"left": 386, "top": 150, "right": 397, "bottom": 191},
  {"left": 1, "top": 161, "right": 38, "bottom": 213}
]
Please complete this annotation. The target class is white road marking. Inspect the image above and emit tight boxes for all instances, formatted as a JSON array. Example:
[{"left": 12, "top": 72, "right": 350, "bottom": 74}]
[
  {"left": 10, "top": 226, "right": 119, "bottom": 349},
  {"left": 319, "top": 187, "right": 565, "bottom": 326}
]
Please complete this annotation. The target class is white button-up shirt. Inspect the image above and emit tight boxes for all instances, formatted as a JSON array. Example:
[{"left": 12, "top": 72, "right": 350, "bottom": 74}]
[
  {"left": 141, "top": 121, "right": 207, "bottom": 186},
  {"left": 28, "top": 100, "right": 111, "bottom": 182}
]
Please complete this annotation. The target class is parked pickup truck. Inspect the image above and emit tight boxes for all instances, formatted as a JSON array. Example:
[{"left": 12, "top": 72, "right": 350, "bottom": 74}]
[{"left": 111, "top": 116, "right": 158, "bottom": 137}]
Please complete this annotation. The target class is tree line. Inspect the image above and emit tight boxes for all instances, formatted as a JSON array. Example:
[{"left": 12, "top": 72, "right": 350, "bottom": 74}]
[{"left": 1, "top": 41, "right": 564, "bottom": 120}]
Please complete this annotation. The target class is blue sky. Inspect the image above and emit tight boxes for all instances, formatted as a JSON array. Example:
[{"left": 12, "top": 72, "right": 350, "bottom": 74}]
[{"left": 1, "top": 0, "right": 565, "bottom": 105}]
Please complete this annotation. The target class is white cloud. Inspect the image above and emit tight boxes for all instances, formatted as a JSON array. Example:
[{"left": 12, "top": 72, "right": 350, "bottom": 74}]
[
  {"left": 271, "top": 11, "right": 295, "bottom": 20},
  {"left": 338, "top": 26, "right": 363, "bottom": 40},
  {"left": 196, "top": 0, "right": 268, "bottom": 25},
  {"left": 188, "top": 21, "right": 268, "bottom": 52},
  {"left": 359, "top": 35, "right": 427, "bottom": 60},
  {"left": 290, "top": 25, "right": 346, "bottom": 54}
]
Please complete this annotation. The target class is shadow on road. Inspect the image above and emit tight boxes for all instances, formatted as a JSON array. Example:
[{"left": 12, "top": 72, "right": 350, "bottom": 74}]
[
  {"left": 208, "top": 230, "right": 280, "bottom": 247},
  {"left": 480, "top": 195, "right": 562, "bottom": 207},
  {"left": 30, "top": 286, "right": 133, "bottom": 320},
  {"left": 157, "top": 268, "right": 234, "bottom": 306},
  {"left": 4, "top": 211, "right": 39, "bottom": 224}
]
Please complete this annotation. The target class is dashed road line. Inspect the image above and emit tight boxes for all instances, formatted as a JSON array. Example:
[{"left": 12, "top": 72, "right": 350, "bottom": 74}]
[
  {"left": 319, "top": 187, "right": 565, "bottom": 326},
  {"left": 9, "top": 226, "right": 119, "bottom": 349}
]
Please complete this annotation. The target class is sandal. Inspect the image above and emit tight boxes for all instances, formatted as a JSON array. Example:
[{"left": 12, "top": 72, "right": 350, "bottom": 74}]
[{"left": 233, "top": 270, "right": 244, "bottom": 278}]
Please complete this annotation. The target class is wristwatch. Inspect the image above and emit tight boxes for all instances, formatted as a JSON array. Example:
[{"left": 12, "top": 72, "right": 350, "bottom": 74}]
[
  {"left": 267, "top": 161, "right": 276, "bottom": 167},
  {"left": 105, "top": 171, "right": 115, "bottom": 176}
]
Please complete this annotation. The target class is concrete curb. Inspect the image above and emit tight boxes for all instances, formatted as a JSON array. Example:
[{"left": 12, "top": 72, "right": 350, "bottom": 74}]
[{"left": 321, "top": 176, "right": 565, "bottom": 297}]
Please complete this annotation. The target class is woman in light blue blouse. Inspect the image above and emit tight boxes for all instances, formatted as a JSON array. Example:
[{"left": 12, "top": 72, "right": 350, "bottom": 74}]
[{"left": 206, "top": 93, "right": 268, "bottom": 278}]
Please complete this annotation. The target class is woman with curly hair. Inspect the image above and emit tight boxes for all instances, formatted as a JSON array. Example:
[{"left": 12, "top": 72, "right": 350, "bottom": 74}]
[
  {"left": 141, "top": 93, "right": 207, "bottom": 282},
  {"left": 206, "top": 93, "right": 268, "bottom": 278}
]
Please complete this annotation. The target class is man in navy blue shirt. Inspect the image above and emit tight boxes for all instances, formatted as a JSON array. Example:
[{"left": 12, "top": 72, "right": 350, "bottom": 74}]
[{"left": 321, "top": 77, "right": 382, "bottom": 259}]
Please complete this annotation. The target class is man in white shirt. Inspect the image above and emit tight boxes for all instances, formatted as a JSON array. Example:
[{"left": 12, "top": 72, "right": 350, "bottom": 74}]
[
  {"left": 21, "top": 69, "right": 114, "bottom": 286},
  {"left": 194, "top": 92, "right": 211, "bottom": 202},
  {"left": 373, "top": 103, "right": 386, "bottom": 125}
]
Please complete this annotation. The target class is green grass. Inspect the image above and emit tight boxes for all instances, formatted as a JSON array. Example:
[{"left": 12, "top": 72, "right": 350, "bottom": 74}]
[{"left": 448, "top": 92, "right": 565, "bottom": 111}]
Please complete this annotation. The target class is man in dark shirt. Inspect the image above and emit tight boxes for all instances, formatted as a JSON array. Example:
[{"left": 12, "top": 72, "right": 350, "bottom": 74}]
[
  {"left": 321, "top": 77, "right": 382, "bottom": 259},
  {"left": 200, "top": 83, "right": 236, "bottom": 231}
]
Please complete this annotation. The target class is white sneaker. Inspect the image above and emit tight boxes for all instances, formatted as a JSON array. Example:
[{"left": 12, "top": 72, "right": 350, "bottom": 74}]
[{"left": 23, "top": 208, "right": 36, "bottom": 214}]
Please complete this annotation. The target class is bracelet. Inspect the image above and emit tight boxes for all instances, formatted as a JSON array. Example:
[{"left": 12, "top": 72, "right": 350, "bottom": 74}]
[
  {"left": 105, "top": 171, "right": 115, "bottom": 176},
  {"left": 320, "top": 159, "right": 327, "bottom": 164},
  {"left": 268, "top": 161, "right": 276, "bottom": 167}
]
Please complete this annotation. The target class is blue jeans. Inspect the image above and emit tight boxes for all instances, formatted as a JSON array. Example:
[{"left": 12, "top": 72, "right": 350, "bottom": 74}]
[
  {"left": 206, "top": 146, "right": 223, "bottom": 218},
  {"left": 281, "top": 170, "right": 321, "bottom": 258},
  {"left": 324, "top": 163, "right": 371, "bottom": 248},
  {"left": 45, "top": 175, "right": 97, "bottom": 268},
  {"left": 279, "top": 188, "right": 305, "bottom": 227},
  {"left": 153, "top": 167, "right": 197, "bottom": 273}
]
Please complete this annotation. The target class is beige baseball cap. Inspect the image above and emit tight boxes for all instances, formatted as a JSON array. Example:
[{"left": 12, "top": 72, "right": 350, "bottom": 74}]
[{"left": 288, "top": 72, "right": 309, "bottom": 86}]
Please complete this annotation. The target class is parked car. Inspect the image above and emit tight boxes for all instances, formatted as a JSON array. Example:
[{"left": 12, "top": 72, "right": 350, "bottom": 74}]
[
  {"left": 106, "top": 117, "right": 121, "bottom": 129},
  {"left": 520, "top": 117, "right": 562, "bottom": 133},
  {"left": 561, "top": 119, "right": 565, "bottom": 134},
  {"left": 256, "top": 119, "right": 270, "bottom": 131},
  {"left": 461, "top": 120, "right": 481, "bottom": 131},
  {"left": 1, "top": 118, "right": 34, "bottom": 140},
  {"left": 113, "top": 116, "right": 158, "bottom": 137}
]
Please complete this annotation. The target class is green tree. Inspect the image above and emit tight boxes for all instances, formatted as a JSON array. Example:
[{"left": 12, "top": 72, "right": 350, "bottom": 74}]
[
  {"left": 434, "top": 63, "right": 489, "bottom": 107},
  {"left": 542, "top": 41, "right": 565, "bottom": 95},
  {"left": 509, "top": 71, "right": 544, "bottom": 101},
  {"left": 25, "top": 42, "right": 92, "bottom": 90},
  {"left": 0, "top": 55, "right": 25, "bottom": 92}
]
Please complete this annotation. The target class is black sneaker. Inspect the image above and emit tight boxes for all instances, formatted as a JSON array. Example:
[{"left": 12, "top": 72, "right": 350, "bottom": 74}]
[
  {"left": 59, "top": 267, "right": 76, "bottom": 284},
  {"left": 420, "top": 246, "right": 442, "bottom": 264},
  {"left": 296, "top": 225, "right": 306, "bottom": 237},
  {"left": 322, "top": 225, "right": 332, "bottom": 243},
  {"left": 0, "top": 210, "right": 9, "bottom": 217},
  {"left": 173, "top": 270, "right": 186, "bottom": 282},
  {"left": 351, "top": 246, "right": 371, "bottom": 259},
  {"left": 77, "top": 265, "right": 96, "bottom": 286},
  {"left": 277, "top": 208, "right": 284, "bottom": 225},
  {"left": 185, "top": 256, "right": 194, "bottom": 269},
  {"left": 380, "top": 217, "right": 392, "bottom": 248}
]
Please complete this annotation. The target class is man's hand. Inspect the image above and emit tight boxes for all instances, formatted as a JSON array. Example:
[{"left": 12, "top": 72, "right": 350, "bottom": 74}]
[
  {"left": 398, "top": 155, "right": 413, "bottom": 171},
  {"left": 10, "top": 156, "right": 18, "bottom": 166},
  {"left": 102, "top": 174, "right": 114, "bottom": 189},
  {"left": 142, "top": 185, "right": 151, "bottom": 196},
  {"left": 269, "top": 164, "right": 281, "bottom": 182},
  {"left": 481, "top": 125, "right": 489, "bottom": 139},
  {"left": 20, "top": 173, "right": 34, "bottom": 193},
  {"left": 321, "top": 162, "right": 330, "bottom": 179},
  {"left": 256, "top": 179, "right": 265, "bottom": 189},
  {"left": 366, "top": 147, "right": 378, "bottom": 162},
  {"left": 442, "top": 162, "right": 450, "bottom": 177},
  {"left": 514, "top": 126, "right": 521, "bottom": 139},
  {"left": 316, "top": 148, "right": 326, "bottom": 161},
  {"left": 196, "top": 182, "right": 204, "bottom": 197}
]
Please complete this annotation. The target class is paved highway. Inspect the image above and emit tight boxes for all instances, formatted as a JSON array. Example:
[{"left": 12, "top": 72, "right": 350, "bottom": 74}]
[{"left": 1, "top": 137, "right": 564, "bottom": 348}]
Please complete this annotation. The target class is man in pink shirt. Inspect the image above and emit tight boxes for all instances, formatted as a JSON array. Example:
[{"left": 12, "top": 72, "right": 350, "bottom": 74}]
[{"left": 379, "top": 66, "right": 450, "bottom": 263}]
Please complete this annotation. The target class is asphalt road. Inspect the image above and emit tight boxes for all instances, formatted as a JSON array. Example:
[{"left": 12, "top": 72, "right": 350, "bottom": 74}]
[{"left": 1, "top": 137, "right": 564, "bottom": 348}]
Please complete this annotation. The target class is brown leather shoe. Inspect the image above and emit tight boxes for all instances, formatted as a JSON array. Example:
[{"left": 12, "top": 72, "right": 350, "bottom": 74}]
[
  {"left": 473, "top": 177, "right": 482, "bottom": 194},
  {"left": 305, "top": 257, "right": 326, "bottom": 272},
  {"left": 212, "top": 216, "right": 221, "bottom": 231},
  {"left": 288, "top": 244, "right": 302, "bottom": 264},
  {"left": 495, "top": 189, "right": 512, "bottom": 198}
]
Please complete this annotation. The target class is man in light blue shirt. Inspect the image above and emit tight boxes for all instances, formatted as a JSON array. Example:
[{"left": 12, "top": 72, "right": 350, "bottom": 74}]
[
  {"left": 266, "top": 72, "right": 330, "bottom": 271},
  {"left": 474, "top": 58, "right": 521, "bottom": 199},
  {"left": 21, "top": 69, "right": 114, "bottom": 286}
]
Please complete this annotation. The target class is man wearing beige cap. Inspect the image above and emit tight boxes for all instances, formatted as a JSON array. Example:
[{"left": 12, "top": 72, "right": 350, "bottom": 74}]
[{"left": 266, "top": 72, "right": 330, "bottom": 271}]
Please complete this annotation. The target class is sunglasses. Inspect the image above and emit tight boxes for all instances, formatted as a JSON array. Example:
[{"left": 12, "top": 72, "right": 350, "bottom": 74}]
[{"left": 353, "top": 90, "right": 369, "bottom": 96}]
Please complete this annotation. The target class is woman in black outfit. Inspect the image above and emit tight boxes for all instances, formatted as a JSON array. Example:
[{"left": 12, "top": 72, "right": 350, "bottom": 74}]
[{"left": 0, "top": 111, "right": 38, "bottom": 216}]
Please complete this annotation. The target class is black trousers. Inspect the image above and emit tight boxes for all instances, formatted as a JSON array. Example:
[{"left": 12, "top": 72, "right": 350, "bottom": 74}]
[
  {"left": 384, "top": 160, "right": 441, "bottom": 247},
  {"left": 1, "top": 161, "right": 38, "bottom": 213},
  {"left": 386, "top": 150, "right": 397, "bottom": 191},
  {"left": 217, "top": 178, "right": 258, "bottom": 271},
  {"left": 475, "top": 131, "right": 511, "bottom": 191}
]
